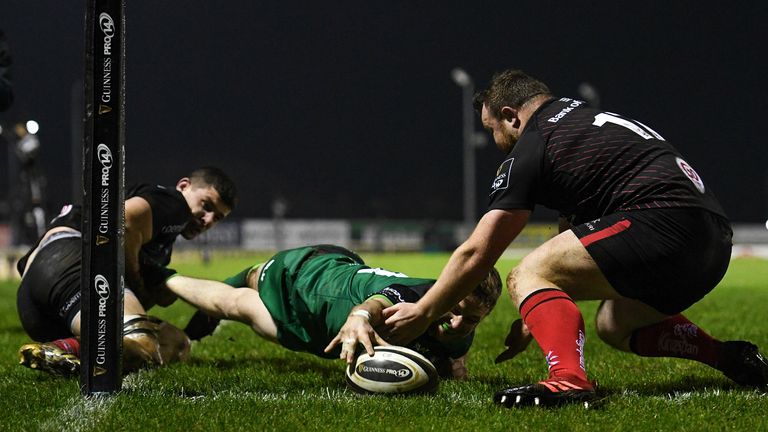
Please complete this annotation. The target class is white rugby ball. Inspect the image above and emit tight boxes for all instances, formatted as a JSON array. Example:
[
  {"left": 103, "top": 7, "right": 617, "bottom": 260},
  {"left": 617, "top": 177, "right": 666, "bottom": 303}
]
[{"left": 345, "top": 345, "right": 439, "bottom": 395}]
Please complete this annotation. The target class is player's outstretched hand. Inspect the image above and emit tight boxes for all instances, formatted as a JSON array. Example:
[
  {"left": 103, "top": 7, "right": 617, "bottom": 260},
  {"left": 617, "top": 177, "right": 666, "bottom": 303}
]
[
  {"left": 325, "top": 311, "right": 388, "bottom": 364},
  {"left": 382, "top": 302, "right": 431, "bottom": 345},
  {"left": 494, "top": 319, "right": 533, "bottom": 364}
]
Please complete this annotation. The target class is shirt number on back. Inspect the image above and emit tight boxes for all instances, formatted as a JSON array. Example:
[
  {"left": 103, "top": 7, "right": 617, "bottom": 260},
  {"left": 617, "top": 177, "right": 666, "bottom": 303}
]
[
  {"left": 592, "top": 112, "right": 665, "bottom": 141},
  {"left": 357, "top": 268, "right": 409, "bottom": 278}
]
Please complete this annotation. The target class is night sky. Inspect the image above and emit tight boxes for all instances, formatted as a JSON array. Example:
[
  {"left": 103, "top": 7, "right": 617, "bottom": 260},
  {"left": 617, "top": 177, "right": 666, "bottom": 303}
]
[{"left": 1, "top": 2, "right": 766, "bottom": 222}]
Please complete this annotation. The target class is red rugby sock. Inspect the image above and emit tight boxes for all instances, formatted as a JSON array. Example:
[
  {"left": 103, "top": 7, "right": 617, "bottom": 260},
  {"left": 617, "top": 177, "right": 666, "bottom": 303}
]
[
  {"left": 520, "top": 289, "right": 590, "bottom": 386},
  {"left": 51, "top": 337, "right": 81, "bottom": 357},
  {"left": 629, "top": 314, "right": 719, "bottom": 367}
]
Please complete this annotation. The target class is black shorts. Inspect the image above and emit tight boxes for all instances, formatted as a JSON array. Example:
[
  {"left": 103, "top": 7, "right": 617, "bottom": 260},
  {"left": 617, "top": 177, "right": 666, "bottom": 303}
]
[
  {"left": 571, "top": 208, "right": 732, "bottom": 315},
  {"left": 16, "top": 236, "right": 82, "bottom": 341}
]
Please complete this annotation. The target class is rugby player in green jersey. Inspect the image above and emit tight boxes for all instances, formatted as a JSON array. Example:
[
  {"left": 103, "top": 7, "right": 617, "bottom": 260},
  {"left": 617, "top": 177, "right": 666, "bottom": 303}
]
[{"left": 166, "top": 244, "right": 502, "bottom": 379}]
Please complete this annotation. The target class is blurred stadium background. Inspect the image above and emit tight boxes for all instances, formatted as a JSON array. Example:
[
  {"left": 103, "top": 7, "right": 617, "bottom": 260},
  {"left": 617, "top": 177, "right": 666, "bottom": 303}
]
[{"left": 1, "top": 2, "right": 766, "bottom": 279}]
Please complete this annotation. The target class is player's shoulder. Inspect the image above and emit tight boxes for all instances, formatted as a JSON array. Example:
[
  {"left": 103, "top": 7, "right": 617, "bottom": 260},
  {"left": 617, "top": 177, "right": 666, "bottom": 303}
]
[
  {"left": 128, "top": 183, "right": 189, "bottom": 222},
  {"left": 535, "top": 97, "right": 596, "bottom": 127},
  {"left": 128, "top": 183, "right": 182, "bottom": 201}
]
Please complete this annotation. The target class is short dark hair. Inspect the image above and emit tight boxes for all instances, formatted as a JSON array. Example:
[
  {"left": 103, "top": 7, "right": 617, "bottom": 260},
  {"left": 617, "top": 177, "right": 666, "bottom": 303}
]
[
  {"left": 469, "top": 267, "right": 503, "bottom": 311},
  {"left": 473, "top": 69, "right": 552, "bottom": 118},
  {"left": 188, "top": 166, "right": 238, "bottom": 210}
]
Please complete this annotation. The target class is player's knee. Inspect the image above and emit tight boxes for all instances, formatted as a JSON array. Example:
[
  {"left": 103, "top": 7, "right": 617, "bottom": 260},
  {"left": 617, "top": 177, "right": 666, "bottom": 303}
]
[
  {"left": 506, "top": 267, "right": 524, "bottom": 304},
  {"left": 506, "top": 258, "right": 545, "bottom": 305}
]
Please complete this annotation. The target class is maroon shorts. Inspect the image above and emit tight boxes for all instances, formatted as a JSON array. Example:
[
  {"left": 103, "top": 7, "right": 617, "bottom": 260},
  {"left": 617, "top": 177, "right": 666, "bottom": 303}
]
[{"left": 570, "top": 208, "right": 732, "bottom": 315}]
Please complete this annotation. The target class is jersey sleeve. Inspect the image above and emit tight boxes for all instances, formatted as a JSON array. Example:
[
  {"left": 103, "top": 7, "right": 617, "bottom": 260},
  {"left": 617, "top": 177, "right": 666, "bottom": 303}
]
[
  {"left": 368, "top": 282, "right": 433, "bottom": 305},
  {"left": 128, "top": 184, "right": 190, "bottom": 237},
  {"left": 486, "top": 132, "right": 545, "bottom": 211}
]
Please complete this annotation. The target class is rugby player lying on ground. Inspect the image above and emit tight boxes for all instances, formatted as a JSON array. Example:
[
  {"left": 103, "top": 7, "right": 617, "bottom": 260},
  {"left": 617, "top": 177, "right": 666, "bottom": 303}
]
[
  {"left": 16, "top": 167, "right": 237, "bottom": 376},
  {"left": 167, "top": 244, "right": 502, "bottom": 378}
]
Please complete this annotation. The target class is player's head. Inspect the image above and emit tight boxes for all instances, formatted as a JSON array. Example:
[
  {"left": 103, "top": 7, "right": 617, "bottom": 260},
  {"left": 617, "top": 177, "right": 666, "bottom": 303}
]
[
  {"left": 474, "top": 69, "right": 551, "bottom": 153},
  {"left": 441, "top": 267, "right": 503, "bottom": 340},
  {"left": 177, "top": 166, "right": 238, "bottom": 239}
]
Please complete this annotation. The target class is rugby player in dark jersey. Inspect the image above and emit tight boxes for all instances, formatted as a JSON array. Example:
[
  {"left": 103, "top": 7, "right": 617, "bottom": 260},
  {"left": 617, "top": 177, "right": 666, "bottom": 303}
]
[
  {"left": 164, "top": 245, "right": 502, "bottom": 379},
  {"left": 384, "top": 69, "right": 768, "bottom": 407},
  {"left": 16, "top": 166, "right": 237, "bottom": 376}
]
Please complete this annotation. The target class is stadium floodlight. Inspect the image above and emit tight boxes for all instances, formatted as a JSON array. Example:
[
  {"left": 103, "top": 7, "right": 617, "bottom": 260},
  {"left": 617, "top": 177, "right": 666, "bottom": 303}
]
[
  {"left": 25, "top": 120, "right": 40, "bottom": 135},
  {"left": 451, "top": 68, "right": 478, "bottom": 231},
  {"left": 577, "top": 82, "right": 601, "bottom": 109}
]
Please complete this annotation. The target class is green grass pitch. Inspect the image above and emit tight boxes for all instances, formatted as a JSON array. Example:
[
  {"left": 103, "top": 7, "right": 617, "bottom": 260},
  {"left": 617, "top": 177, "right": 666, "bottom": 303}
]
[{"left": 1, "top": 253, "right": 767, "bottom": 431}]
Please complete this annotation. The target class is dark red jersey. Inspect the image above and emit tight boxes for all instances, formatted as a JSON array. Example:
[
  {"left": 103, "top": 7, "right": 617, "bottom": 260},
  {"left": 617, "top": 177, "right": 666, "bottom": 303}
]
[{"left": 487, "top": 97, "right": 727, "bottom": 225}]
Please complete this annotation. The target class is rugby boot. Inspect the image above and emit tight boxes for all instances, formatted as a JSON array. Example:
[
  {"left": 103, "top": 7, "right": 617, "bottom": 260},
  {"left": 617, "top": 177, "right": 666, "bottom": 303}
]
[
  {"left": 717, "top": 341, "right": 768, "bottom": 388},
  {"left": 494, "top": 378, "right": 596, "bottom": 408},
  {"left": 18, "top": 342, "right": 80, "bottom": 377}
]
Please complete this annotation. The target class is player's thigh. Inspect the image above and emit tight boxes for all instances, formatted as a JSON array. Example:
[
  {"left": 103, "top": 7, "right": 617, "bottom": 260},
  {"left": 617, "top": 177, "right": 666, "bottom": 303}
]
[
  {"left": 17, "top": 241, "right": 82, "bottom": 340},
  {"left": 510, "top": 230, "right": 620, "bottom": 305},
  {"left": 570, "top": 209, "right": 732, "bottom": 315}
]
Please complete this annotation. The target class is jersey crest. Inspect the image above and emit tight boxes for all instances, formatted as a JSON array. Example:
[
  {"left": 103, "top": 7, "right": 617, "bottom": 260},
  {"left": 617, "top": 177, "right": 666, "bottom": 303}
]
[
  {"left": 676, "top": 157, "right": 705, "bottom": 193},
  {"left": 490, "top": 158, "right": 515, "bottom": 195}
]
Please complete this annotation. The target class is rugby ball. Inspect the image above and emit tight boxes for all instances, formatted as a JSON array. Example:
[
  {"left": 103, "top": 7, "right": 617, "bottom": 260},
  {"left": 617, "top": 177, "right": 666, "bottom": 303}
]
[{"left": 345, "top": 345, "right": 439, "bottom": 395}]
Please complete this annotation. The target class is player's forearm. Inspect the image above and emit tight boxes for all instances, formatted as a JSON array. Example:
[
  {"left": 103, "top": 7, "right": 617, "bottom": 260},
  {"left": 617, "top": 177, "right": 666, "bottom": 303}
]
[
  {"left": 419, "top": 210, "right": 524, "bottom": 321},
  {"left": 166, "top": 276, "right": 233, "bottom": 320},
  {"left": 419, "top": 243, "right": 494, "bottom": 322}
]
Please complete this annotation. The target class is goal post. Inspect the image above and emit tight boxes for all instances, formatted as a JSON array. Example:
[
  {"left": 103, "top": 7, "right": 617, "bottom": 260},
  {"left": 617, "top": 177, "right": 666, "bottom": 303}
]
[{"left": 80, "top": 0, "right": 126, "bottom": 396}]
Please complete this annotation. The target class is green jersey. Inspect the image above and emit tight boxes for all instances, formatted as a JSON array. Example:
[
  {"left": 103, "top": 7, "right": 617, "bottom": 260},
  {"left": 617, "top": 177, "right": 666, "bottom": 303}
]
[{"left": 255, "top": 245, "right": 435, "bottom": 358}]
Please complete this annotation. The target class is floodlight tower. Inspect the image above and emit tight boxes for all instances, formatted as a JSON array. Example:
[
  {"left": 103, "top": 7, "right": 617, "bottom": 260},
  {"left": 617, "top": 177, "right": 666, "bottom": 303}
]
[{"left": 451, "top": 68, "right": 486, "bottom": 231}]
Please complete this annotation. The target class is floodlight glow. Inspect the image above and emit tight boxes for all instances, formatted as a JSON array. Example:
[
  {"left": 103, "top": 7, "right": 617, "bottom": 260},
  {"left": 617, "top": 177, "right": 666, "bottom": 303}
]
[
  {"left": 26, "top": 120, "right": 40, "bottom": 135},
  {"left": 451, "top": 68, "right": 472, "bottom": 87}
]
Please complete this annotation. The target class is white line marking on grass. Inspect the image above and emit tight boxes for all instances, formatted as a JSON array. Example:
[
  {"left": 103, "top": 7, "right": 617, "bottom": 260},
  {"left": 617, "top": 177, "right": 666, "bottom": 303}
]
[
  {"left": 39, "top": 394, "right": 115, "bottom": 432},
  {"left": 626, "top": 388, "right": 767, "bottom": 404},
  {"left": 170, "top": 387, "right": 491, "bottom": 406}
]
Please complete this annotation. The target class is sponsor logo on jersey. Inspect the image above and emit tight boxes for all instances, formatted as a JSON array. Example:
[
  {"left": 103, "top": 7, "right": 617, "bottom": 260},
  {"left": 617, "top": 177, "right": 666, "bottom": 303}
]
[
  {"left": 161, "top": 223, "right": 186, "bottom": 234},
  {"left": 490, "top": 158, "right": 514, "bottom": 195},
  {"left": 380, "top": 287, "right": 405, "bottom": 303},
  {"left": 676, "top": 157, "right": 705, "bottom": 193},
  {"left": 58, "top": 291, "right": 81, "bottom": 318},
  {"left": 548, "top": 98, "right": 585, "bottom": 123},
  {"left": 584, "top": 218, "right": 601, "bottom": 231}
]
